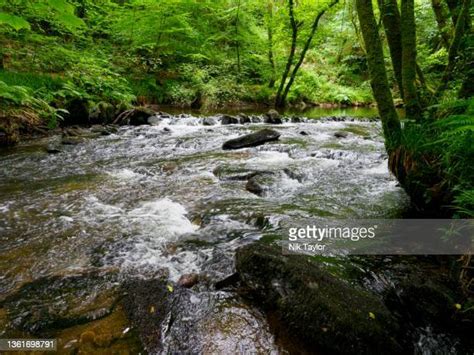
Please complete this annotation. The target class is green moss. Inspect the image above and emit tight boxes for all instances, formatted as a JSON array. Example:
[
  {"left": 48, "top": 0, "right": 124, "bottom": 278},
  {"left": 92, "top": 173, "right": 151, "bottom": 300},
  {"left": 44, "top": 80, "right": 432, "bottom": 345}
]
[{"left": 342, "top": 124, "right": 371, "bottom": 136}]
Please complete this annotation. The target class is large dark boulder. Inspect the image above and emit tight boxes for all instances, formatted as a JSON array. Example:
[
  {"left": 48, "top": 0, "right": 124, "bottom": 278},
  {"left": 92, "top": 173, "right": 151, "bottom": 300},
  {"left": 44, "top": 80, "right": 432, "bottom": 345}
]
[
  {"left": 236, "top": 244, "right": 401, "bottom": 354},
  {"left": 222, "top": 129, "right": 280, "bottom": 150},
  {"left": 221, "top": 115, "right": 239, "bottom": 125},
  {"left": 122, "top": 279, "right": 278, "bottom": 354}
]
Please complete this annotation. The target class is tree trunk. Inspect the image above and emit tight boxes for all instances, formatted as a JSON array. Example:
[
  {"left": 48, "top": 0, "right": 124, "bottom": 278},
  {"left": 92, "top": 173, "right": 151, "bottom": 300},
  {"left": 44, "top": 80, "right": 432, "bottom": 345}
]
[
  {"left": 458, "top": 34, "right": 474, "bottom": 98},
  {"left": 401, "top": 0, "right": 423, "bottom": 120},
  {"left": 275, "top": 0, "right": 297, "bottom": 108},
  {"left": 356, "top": 0, "right": 401, "bottom": 151},
  {"left": 235, "top": 0, "right": 242, "bottom": 75},
  {"left": 267, "top": 1, "right": 276, "bottom": 88},
  {"left": 377, "top": 0, "right": 404, "bottom": 99},
  {"left": 280, "top": 0, "right": 339, "bottom": 105},
  {"left": 445, "top": 0, "right": 460, "bottom": 26},
  {"left": 433, "top": 0, "right": 472, "bottom": 100},
  {"left": 431, "top": 0, "right": 453, "bottom": 49}
]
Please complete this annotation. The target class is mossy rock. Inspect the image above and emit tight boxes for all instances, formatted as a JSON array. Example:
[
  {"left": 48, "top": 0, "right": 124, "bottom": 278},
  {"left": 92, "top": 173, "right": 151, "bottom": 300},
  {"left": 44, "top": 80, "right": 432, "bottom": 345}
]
[
  {"left": 0, "top": 270, "right": 120, "bottom": 333},
  {"left": 236, "top": 243, "right": 401, "bottom": 354},
  {"left": 342, "top": 124, "right": 371, "bottom": 137}
]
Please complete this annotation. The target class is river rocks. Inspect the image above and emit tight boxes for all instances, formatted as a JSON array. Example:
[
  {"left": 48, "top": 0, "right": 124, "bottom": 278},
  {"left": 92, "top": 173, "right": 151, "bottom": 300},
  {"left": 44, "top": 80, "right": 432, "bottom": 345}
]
[
  {"left": 0, "top": 270, "right": 120, "bottom": 334},
  {"left": 114, "top": 107, "right": 156, "bottom": 126},
  {"left": 264, "top": 109, "right": 283, "bottom": 124},
  {"left": 55, "top": 307, "right": 143, "bottom": 354},
  {"left": 245, "top": 172, "right": 277, "bottom": 196},
  {"left": 236, "top": 244, "right": 401, "bottom": 354},
  {"left": 222, "top": 129, "right": 280, "bottom": 150},
  {"left": 178, "top": 273, "right": 200, "bottom": 288},
  {"left": 122, "top": 279, "right": 278, "bottom": 354},
  {"left": 220, "top": 115, "right": 239, "bottom": 125},
  {"left": 213, "top": 165, "right": 267, "bottom": 181},
  {"left": 61, "top": 137, "right": 83, "bottom": 145},
  {"left": 237, "top": 113, "right": 251, "bottom": 124},
  {"left": 202, "top": 117, "right": 217, "bottom": 126},
  {"left": 46, "top": 143, "right": 62, "bottom": 154},
  {"left": 90, "top": 124, "right": 118, "bottom": 136},
  {"left": 334, "top": 131, "right": 349, "bottom": 138}
]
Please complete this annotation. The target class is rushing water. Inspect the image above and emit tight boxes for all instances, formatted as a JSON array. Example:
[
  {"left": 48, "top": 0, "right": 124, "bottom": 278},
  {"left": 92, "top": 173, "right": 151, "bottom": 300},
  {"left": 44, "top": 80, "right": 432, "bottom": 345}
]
[{"left": 3, "top": 112, "right": 458, "bottom": 353}]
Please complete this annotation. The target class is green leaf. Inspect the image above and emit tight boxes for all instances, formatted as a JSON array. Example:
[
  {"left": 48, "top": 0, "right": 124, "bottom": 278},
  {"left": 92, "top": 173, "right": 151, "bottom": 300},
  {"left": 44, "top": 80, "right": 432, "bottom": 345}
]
[{"left": 0, "top": 13, "right": 31, "bottom": 31}]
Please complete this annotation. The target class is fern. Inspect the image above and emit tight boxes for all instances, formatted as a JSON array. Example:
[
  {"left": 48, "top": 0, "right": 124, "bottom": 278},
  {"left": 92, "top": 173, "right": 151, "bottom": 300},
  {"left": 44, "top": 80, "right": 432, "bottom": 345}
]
[{"left": 0, "top": 12, "right": 30, "bottom": 30}]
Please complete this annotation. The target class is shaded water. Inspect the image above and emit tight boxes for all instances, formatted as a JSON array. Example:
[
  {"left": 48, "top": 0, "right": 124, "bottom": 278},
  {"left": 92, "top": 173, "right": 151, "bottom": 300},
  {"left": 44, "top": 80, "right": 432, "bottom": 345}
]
[{"left": 1, "top": 112, "right": 456, "bottom": 353}]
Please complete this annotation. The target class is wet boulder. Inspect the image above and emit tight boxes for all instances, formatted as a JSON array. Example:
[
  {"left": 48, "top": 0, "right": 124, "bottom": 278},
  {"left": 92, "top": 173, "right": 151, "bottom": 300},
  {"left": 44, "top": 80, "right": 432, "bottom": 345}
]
[
  {"left": 122, "top": 279, "right": 278, "bottom": 354},
  {"left": 237, "top": 113, "right": 251, "bottom": 124},
  {"left": 334, "top": 131, "right": 349, "bottom": 138},
  {"left": 245, "top": 172, "right": 277, "bottom": 196},
  {"left": 264, "top": 109, "right": 283, "bottom": 124},
  {"left": 236, "top": 244, "right": 401, "bottom": 354},
  {"left": 0, "top": 270, "right": 120, "bottom": 334},
  {"left": 178, "top": 273, "right": 200, "bottom": 288},
  {"left": 222, "top": 129, "right": 280, "bottom": 150},
  {"left": 220, "top": 115, "right": 239, "bottom": 125},
  {"left": 202, "top": 117, "right": 217, "bottom": 126}
]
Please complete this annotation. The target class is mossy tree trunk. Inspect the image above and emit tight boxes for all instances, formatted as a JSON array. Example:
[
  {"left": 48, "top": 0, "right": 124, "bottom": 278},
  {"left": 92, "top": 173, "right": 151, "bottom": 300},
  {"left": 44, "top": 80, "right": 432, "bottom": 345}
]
[
  {"left": 401, "top": 0, "right": 423, "bottom": 121},
  {"left": 434, "top": 0, "right": 472, "bottom": 100},
  {"left": 267, "top": 1, "right": 276, "bottom": 88},
  {"left": 356, "top": 0, "right": 402, "bottom": 152},
  {"left": 431, "top": 0, "right": 453, "bottom": 49},
  {"left": 275, "top": 0, "right": 298, "bottom": 108},
  {"left": 280, "top": 0, "right": 339, "bottom": 105},
  {"left": 377, "top": 0, "right": 404, "bottom": 99}
]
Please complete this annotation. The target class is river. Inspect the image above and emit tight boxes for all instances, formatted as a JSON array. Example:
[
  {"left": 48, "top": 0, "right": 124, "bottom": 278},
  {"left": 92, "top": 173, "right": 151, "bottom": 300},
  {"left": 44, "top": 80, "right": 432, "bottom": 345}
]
[{"left": 0, "top": 111, "right": 465, "bottom": 353}]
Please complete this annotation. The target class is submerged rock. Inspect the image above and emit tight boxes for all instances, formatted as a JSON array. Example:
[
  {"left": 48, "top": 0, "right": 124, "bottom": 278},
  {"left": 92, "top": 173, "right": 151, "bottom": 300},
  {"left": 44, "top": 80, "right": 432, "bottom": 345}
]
[
  {"left": 222, "top": 129, "right": 280, "bottom": 150},
  {"left": 0, "top": 270, "right": 120, "bottom": 334},
  {"left": 245, "top": 172, "right": 277, "bottom": 196},
  {"left": 236, "top": 244, "right": 401, "bottom": 354}
]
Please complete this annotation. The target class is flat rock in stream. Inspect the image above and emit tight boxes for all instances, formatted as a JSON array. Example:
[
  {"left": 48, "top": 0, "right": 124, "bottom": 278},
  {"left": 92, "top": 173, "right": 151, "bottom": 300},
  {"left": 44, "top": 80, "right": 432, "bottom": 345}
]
[
  {"left": 236, "top": 244, "right": 402, "bottom": 354},
  {"left": 0, "top": 270, "right": 120, "bottom": 334},
  {"left": 222, "top": 129, "right": 280, "bottom": 150},
  {"left": 122, "top": 279, "right": 278, "bottom": 354}
]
